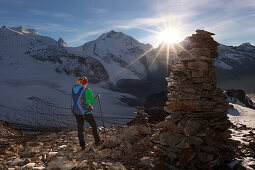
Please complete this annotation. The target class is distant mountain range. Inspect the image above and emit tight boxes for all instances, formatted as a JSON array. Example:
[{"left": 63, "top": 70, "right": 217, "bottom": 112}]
[
  {"left": 216, "top": 43, "right": 255, "bottom": 92},
  {"left": 0, "top": 25, "right": 254, "bottom": 127}
]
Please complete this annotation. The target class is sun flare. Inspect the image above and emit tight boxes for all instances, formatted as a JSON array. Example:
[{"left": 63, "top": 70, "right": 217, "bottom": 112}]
[{"left": 158, "top": 28, "right": 182, "bottom": 44}]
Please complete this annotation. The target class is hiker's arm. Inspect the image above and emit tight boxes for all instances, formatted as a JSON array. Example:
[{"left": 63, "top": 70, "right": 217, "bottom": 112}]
[{"left": 87, "top": 89, "right": 98, "bottom": 104}]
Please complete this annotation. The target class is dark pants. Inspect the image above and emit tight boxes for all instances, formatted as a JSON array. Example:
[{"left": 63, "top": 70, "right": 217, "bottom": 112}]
[{"left": 74, "top": 113, "right": 100, "bottom": 148}]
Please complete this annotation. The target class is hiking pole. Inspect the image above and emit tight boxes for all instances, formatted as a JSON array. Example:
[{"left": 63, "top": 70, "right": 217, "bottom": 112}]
[{"left": 98, "top": 95, "right": 107, "bottom": 140}]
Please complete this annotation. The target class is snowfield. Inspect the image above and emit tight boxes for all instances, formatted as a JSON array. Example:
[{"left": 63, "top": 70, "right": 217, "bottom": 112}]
[
  {"left": 227, "top": 96, "right": 255, "bottom": 170},
  {"left": 228, "top": 104, "right": 255, "bottom": 129}
]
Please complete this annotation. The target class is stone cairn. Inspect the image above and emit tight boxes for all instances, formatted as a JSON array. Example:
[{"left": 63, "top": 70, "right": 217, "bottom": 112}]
[{"left": 154, "top": 30, "right": 233, "bottom": 169}]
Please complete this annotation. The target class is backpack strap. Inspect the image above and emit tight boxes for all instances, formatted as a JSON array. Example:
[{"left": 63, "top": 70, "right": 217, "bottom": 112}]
[{"left": 83, "top": 87, "right": 88, "bottom": 106}]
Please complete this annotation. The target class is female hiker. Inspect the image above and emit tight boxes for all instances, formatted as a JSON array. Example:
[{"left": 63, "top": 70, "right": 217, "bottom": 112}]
[{"left": 71, "top": 76, "right": 101, "bottom": 150}]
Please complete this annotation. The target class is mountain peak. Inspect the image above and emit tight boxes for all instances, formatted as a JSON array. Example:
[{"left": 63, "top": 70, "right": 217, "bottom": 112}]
[
  {"left": 109, "top": 30, "right": 116, "bottom": 33},
  {"left": 97, "top": 30, "right": 125, "bottom": 40},
  {"left": 239, "top": 42, "right": 252, "bottom": 47},
  {"left": 237, "top": 42, "right": 254, "bottom": 51},
  {"left": 58, "top": 37, "right": 69, "bottom": 47},
  {"left": 0, "top": 26, "right": 39, "bottom": 35},
  {"left": 1, "top": 25, "right": 8, "bottom": 29},
  {"left": 10, "top": 26, "right": 29, "bottom": 33}
]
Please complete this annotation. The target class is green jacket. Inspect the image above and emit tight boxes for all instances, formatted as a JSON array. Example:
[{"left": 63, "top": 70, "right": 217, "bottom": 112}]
[{"left": 83, "top": 87, "right": 98, "bottom": 114}]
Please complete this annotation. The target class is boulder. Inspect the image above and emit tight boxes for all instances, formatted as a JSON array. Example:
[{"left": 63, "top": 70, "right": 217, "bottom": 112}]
[
  {"left": 197, "top": 152, "right": 214, "bottom": 163},
  {"left": 46, "top": 157, "right": 77, "bottom": 170},
  {"left": 21, "top": 163, "right": 36, "bottom": 169},
  {"left": 178, "top": 119, "right": 207, "bottom": 136},
  {"left": 26, "top": 142, "right": 44, "bottom": 147},
  {"left": 111, "top": 162, "right": 127, "bottom": 170},
  {"left": 6, "top": 144, "right": 24, "bottom": 154},
  {"left": 111, "top": 149, "right": 122, "bottom": 159},
  {"left": 159, "top": 131, "right": 184, "bottom": 146},
  {"left": 95, "top": 149, "right": 111, "bottom": 158},
  {"left": 156, "top": 120, "right": 180, "bottom": 133},
  {"left": 188, "top": 61, "right": 208, "bottom": 72},
  {"left": 179, "top": 148, "right": 196, "bottom": 168},
  {"left": 249, "top": 142, "right": 255, "bottom": 151},
  {"left": 10, "top": 158, "right": 24, "bottom": 166},
  {"left": 140, "top": 156, "right": 154, "bottom": 166},
  {"left": 191, "top": 70, "right": 204, "bottom": 78},
  {"left": 186, "top": 136, "right": 204, "bottom": 146},
  {"left": 119, "top": 142, "right": 133, "bottom": 155},
  {"left": 131, "top": 125, "right": 152, "bottom": 135},
  {"left": 225, "top": 89, "right": 255, "bottom": 109},
  {"left": 100, "top": 138, "right": 120, "bottom": 149}
]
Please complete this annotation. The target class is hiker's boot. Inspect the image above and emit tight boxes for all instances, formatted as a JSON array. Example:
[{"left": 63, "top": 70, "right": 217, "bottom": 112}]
[{"left": 81, "top": 145, "right": 85, "bottom": 151}]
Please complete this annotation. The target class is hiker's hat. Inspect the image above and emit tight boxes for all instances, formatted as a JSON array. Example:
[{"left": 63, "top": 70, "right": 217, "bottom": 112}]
[{"left": 81, "top": 76, "right": 88, "bottom": 85}]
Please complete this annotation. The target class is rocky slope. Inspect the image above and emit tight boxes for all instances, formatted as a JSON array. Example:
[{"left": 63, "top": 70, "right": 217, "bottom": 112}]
[
  {"left": 0, "top": 123, "right": 156, "bottom": 169},
  {"left": 1, "top": 87, "right": 255, "bottom": 169},
  {"left": 1, "top": 94, "right": 255, "bottom": 169}
]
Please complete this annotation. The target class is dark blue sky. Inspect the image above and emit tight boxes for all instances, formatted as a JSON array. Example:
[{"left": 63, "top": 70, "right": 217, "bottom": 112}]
[{"left": 0, "top": 0, "right": 254, "bottom": 47}]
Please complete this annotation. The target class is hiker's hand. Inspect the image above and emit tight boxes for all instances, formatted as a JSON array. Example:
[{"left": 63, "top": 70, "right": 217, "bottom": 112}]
[{"left": 97, "top": 94, "right": 100, "bottom": 99}]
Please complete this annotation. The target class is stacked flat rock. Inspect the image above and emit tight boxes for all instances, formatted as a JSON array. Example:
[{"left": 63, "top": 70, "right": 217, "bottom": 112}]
[{"left": 154, "top": 30, "right": 233, "bottom": 169}]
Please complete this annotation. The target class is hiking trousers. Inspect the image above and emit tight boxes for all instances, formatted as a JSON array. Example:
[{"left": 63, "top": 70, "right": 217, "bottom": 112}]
[{"left": 74, "top": 113, "right": 100, "bottom": 149}]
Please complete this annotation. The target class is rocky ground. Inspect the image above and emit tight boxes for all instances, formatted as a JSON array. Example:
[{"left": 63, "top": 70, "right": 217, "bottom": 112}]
[
  {"left": 1, "top": 88, "right": 255, "bottom": 169},
  {"left": 0, "top": 120, "right": 160, "bottom": 170},
  {"left": 1, "top": 115, "right": 255, "bottom": 170}
]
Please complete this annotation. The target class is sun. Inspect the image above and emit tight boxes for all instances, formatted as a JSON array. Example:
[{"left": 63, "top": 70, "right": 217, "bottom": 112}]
[{"left": 158, "top": 28, "right": 182, "bottom": 44}]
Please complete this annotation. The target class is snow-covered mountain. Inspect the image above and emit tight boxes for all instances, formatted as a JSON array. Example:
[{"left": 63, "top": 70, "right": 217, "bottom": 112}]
[
  {"left": 0, "top": 25, "right": 255, "bottom": 129},
  {"left": 150, "top": 40, "right": 255, "bottom": 93},
  {"left": 215, "top": 43, "right": 255, "bottom": 92},
  {"left": 0, "top": 26, "right": 109, "bottom": 82},
  {"left": 216, "top": 43, "right": 255, "bottom": 70},
  {"left": 65, "top": 30, "right": 153, "bottom": 83},
  {"left": 0, "top": 26, "right": 146, "bottom": 127}
]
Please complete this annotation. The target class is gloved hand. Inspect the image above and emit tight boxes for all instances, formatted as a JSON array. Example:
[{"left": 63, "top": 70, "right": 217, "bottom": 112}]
[{"left": 97, "top": 94, "right": 100, "bottom": 99}]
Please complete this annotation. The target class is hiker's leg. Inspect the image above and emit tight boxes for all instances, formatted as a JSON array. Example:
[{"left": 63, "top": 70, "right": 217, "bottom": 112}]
[
  {"left": 84, "top": 114, "right": 100, "bottom": 143},
  {"left": 75, "top": 115, "right": 85, "bottom": 149}
]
